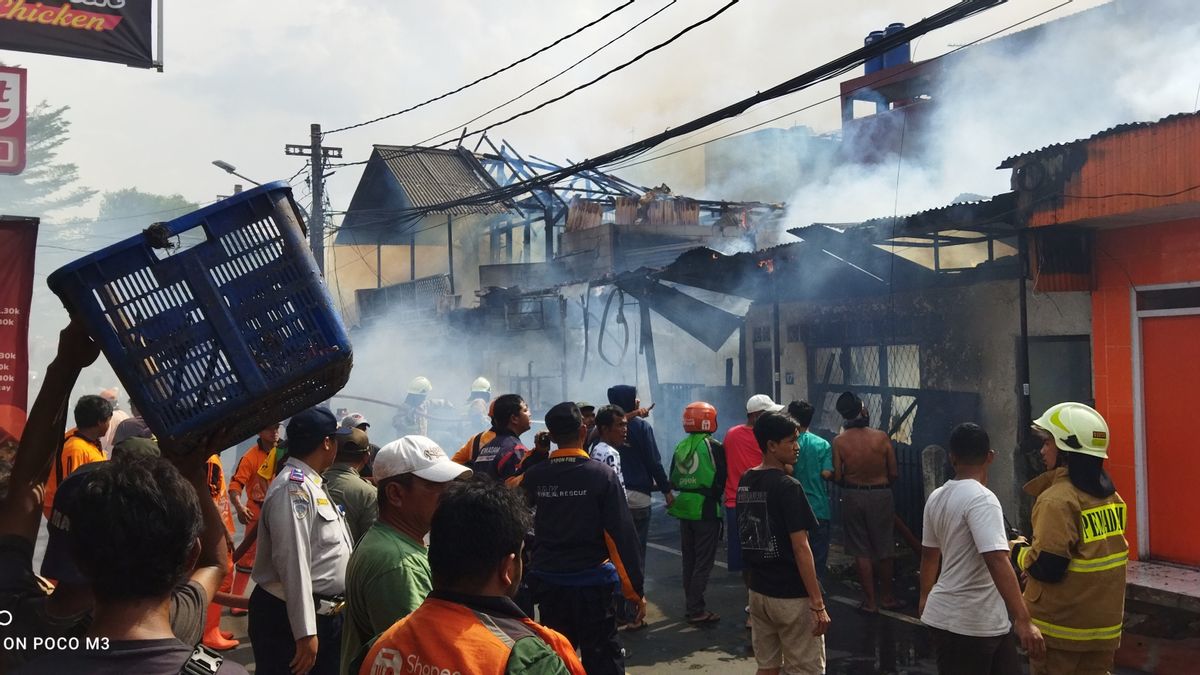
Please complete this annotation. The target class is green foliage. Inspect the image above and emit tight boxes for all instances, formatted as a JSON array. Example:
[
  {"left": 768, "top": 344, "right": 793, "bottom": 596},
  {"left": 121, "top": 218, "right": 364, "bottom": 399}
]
[{"left": 1, "top": 103, "right": 97, "bottom": 216}]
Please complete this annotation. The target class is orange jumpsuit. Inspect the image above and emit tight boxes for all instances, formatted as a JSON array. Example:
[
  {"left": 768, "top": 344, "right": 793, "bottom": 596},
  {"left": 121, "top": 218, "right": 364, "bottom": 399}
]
[
  {"left": 228, "top": 443, "right": 270, "bottom": 567},
  {"left": 42, "top": 430, "right": 105, "bottom": 518}
]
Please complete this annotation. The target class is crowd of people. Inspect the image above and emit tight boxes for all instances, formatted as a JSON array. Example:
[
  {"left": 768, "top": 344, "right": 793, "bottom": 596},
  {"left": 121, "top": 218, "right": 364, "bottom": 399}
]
[{"left": 0, "top": 320, "right": 1129, "bottom": 675}]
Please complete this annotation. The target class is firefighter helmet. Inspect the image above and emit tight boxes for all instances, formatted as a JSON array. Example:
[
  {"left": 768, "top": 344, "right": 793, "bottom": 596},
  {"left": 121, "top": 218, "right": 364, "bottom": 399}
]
[
  {"left": 683, "top": 401, "right": 718, "bottom": 434},
  {"left": 1033, "top": 402, "right": 1109, "bottom": 459},
  {"left": 407, "top": 376, "right": 433, "bottom": 396},
  {"left": 471, "top": 377, "right": 492, "bottom": 394}
]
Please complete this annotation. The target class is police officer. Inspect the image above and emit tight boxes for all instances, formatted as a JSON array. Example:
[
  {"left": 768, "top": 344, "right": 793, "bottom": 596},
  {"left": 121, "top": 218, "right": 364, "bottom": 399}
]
[{"left": 249, "top": 407, "right": 354, "bottom": 675}]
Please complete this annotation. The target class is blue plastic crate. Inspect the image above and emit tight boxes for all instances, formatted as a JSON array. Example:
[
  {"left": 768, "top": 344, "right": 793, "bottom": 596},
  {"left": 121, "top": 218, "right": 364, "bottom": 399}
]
[{"left": 47, "top": 181, "right": 353, "bottom": 454}]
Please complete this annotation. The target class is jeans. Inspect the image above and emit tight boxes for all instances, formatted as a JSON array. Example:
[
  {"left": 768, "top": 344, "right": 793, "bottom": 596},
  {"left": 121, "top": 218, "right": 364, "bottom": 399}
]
[{"left": 809, "top": 519, "right": 831, "bottom": 580}]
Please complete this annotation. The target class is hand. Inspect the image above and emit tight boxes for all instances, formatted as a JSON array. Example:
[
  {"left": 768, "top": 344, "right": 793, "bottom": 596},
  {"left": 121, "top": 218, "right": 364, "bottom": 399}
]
[
  {"left": 56, "top": 319, "right": 101, "bottom": 370},
  {"left": 534, "top": 430, "right": 552, "bottom": 452},
  {"left": 1009, "top": 536, "right": 1028, "bottom": 550},
  {"left": 917, "top": 597, "right": 926, "bottom": 617},
  {"left": 810, "top": 605, "right": 831, "bottom": 636},
  {"left": 664, "top": 491, "right": 675, "bottom": 507},
  {"left": 1014, "top": 618, "right": 1045, "bottom": 660},
  {"left": 634, "top": 597, "right": 647, "bottom": 624},
  {"left": 234, "top": 504, "right": 249, "bottom": 525},
  {"left": 291, "top": 635, "right": 318, "bottom": 675}
]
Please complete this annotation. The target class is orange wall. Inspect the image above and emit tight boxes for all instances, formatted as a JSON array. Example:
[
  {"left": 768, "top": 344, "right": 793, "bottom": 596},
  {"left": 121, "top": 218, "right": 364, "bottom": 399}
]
[{"left": 1091, "top": 217, "right": 1200, "bottom": 559}]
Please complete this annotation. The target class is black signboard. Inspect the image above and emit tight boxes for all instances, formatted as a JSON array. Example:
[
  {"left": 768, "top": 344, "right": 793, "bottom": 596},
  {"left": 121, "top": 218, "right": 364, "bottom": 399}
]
[{"left": 0, "top": 0, "right": 158, "bottom": 70}]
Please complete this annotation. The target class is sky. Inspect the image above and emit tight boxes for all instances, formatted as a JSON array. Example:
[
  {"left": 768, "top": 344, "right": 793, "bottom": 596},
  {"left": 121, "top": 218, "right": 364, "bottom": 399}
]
[{"left": 0, "top": 0, "right": 1111, "bottom": 227}]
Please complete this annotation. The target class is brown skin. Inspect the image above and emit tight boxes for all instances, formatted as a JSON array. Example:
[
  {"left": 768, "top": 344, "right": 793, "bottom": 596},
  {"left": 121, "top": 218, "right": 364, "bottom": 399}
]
[
  {"left": 918, "top": 449, "right": 1045, "bottom": 660},
  {"left": 748, "top": 429, "right": 831, "bottom": 658},
  {"left": 832, "top": 403, "right": 899, "bottom": 611},
  {"left": 580, "top": 409, "right": 596, "bottom": 430},
  {"left": 597, "top": 415, "right": 629, "bottom": 448},
  {"left": 506, "top": 402, "right": 533, "bottom": 436}
]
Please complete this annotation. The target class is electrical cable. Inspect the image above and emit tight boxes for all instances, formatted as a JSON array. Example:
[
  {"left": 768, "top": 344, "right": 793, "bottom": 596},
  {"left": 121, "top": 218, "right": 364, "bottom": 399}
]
[
  {"left": 324, "top": 0, "right": 639, "bottom": 135},
  {"left": 412, "top": 0, "right": 680, "bottom": 152}
]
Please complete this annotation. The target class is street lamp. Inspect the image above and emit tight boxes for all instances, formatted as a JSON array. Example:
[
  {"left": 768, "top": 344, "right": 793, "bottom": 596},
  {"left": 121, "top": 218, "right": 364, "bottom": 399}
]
[{"left": 211, "top": 159, "right": 263, "bottom": 187}]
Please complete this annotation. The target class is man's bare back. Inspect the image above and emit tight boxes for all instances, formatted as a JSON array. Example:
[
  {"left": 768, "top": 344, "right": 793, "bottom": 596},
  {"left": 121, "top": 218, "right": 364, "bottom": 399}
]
[{"left": 833, "top": 427, "right": 897, "bottom": 487}]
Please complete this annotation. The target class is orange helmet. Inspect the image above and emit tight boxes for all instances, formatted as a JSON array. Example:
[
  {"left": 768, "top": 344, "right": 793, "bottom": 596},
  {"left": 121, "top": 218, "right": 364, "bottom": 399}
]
[{"left": 683, "top": 402, "right": 718, "bottom": 434}]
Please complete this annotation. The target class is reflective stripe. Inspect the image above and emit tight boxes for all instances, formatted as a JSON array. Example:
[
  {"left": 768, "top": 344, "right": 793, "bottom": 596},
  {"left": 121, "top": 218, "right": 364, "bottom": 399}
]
[
  {"left": 1066, "top": 550, "right": 1128, "bottom": 573},
  {"left": 1017, "top": 545, "right": 1033, "bottom": 570},
  {"left": 1031, "top": 618, "right": 1122, "bottom": 641}
]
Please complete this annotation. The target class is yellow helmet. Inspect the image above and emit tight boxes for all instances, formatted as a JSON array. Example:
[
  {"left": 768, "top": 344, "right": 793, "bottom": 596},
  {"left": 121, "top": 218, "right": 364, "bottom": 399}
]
[
  {"left": 1033, "top": 402, "right": 1109, "bottom": 459},
  {"left": 407, "top": 376, "right": 433, "bottom": 396}
]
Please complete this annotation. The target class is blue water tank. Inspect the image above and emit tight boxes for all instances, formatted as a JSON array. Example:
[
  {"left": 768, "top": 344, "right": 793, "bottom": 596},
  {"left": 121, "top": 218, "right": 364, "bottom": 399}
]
[
  {"left": 883, "top": 22, "right": 910, "bottom": 69},
  {"left": 865, "top": 30, "right": 885, "bottom": 74}
]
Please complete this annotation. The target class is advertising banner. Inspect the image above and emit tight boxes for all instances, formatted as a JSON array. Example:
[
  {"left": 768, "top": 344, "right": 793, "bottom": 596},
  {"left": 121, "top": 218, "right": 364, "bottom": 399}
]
[
  {"left": 0, "top": 1, "right": 157, "bottom": 69},
  {"left": 0, "top": 217, "right": 37, "bottom": 451},
  {"left": 0, "top": 66, "right": 26, "bottom": 175}
]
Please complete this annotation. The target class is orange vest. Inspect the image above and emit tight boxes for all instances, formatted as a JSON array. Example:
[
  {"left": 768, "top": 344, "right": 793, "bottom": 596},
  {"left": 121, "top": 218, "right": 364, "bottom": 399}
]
[
  {"left": 207, "top": 454, "right": 235, "bottom": 535},
  {"left": 361, "top": 597, "right": 584, "bottom": 675},
  {"left": 43, "top": 430, "right": 105, "bottom": 518}
]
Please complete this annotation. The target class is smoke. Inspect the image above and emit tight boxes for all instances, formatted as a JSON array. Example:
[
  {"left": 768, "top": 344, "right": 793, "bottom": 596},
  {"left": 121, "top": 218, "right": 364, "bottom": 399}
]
[{"left": 778, "top": 0, "right": 1200, "bottom": 237}]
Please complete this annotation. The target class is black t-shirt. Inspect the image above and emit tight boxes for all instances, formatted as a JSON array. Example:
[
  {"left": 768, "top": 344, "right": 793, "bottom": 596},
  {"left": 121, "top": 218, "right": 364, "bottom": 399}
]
[
  {"left": 15, "top": 638, "right": 247, "bottom": 675},
  {"left": 736, "top": 467, "right": 818, "bottom": 598}
]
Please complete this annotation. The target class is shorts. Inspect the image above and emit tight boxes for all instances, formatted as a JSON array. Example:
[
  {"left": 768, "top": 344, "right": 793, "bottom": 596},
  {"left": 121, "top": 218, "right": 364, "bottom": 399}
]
[
  {"left": 748, "top": 590, "right": 825, "bottom": 674},
  {"left": 841, "top": 488, "right": 894, "bottom": 560}
]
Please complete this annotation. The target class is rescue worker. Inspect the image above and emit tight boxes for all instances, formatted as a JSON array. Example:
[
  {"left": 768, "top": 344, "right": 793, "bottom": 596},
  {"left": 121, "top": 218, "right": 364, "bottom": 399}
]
[
  {"left": 322, "top": 426, "right": 377, "bottom": 544},
  {"left": 203, "top": 452, "right": 240, "bottom": 650},
  {"left": 42, "top": 394, "right": 112, "bottom": 518},
  {"left": 668, "top": 401, "right": 727, "bottom": 625},
  {"left": 465, "top": 393, "right": 532, "bottom": 482},
  {"left": 1010, "top": 403, "right": 1128, "bottom": 675},
  {"left": 464, "top": 376, "right": 492, "bottom": 431},
  {"left": 249, "top": 407, "right": 354, "bottom": 675},
  {"left": 228, "top": 422, "right": 281, "bottom": 612},
  {"left": 393, "top": 376, "right": 434, "bottom": 438},
  {"left": 521, "top": 402, "right": 645, "bottom": 675}
]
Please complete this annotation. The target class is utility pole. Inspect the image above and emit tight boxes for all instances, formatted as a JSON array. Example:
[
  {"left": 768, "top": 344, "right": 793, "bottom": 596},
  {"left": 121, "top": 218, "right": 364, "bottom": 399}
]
[{"left": 286, "top": 123, "right": 341, "bottom": 276}]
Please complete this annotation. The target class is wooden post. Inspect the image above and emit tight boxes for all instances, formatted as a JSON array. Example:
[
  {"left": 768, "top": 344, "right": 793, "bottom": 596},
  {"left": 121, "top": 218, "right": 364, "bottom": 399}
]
[{"left": 447, "top": 214, "right": 455, "bottom": 295}]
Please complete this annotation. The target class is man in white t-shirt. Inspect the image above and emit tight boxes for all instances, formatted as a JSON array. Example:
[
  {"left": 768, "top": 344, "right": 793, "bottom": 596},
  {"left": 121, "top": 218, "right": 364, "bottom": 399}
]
[
  {"left": 590, "top": 405, "right": 627, "bottom": 493},
  {"left": 919, "top": 423, "right": 1044, "bottom": 674}
]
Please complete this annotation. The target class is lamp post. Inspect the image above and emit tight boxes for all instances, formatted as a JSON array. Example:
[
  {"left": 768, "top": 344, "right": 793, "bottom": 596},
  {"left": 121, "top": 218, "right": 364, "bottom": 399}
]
[{"left": 211, "top": 160, "right": 262, "bottom": 187}]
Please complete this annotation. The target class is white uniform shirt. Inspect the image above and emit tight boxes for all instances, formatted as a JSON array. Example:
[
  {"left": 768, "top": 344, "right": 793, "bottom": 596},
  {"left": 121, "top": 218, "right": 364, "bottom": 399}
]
[
  {"left": 252, "top": 456, "right": 353, "bottom": 639},
  {"left": 920, "top": 478, "right": 1011, "bottom": 637}
]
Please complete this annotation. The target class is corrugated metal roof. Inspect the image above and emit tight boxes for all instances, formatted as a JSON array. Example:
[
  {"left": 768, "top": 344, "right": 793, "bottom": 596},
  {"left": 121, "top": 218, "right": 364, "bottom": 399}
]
[
  {"left": 373, "top": 145, "right": 510, "bottom": 215},
  {"left": 998, "top": 112, "right": 1200, "bottom": 169}
]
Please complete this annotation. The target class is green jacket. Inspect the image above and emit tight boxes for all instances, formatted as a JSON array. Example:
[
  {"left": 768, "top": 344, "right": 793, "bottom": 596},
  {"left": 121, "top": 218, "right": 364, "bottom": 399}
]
[{"left": 322, "top": 463, "right": 378, "bottom": 545}]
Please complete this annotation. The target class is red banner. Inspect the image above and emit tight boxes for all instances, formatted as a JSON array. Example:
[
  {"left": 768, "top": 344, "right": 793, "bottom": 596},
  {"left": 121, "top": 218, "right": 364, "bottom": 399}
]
[
  {"left": 0, "top": 217, "right": 37, "bottom": 453},
  {"left": 0, "top": 66, "right": 26, "bottom": 175}
]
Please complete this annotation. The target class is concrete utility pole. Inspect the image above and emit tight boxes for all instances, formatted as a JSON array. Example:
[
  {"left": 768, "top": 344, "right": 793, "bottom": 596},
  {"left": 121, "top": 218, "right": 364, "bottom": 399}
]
[{"left": 286, "top": 123, "right": 341, "bottom": 276}]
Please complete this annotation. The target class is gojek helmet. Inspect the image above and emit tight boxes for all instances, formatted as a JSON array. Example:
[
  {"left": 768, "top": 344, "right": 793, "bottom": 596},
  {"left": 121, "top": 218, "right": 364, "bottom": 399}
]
[
  {"left": 407, "top": 376, "right": 433, "bottom": 396},
  {"left": 1032, "top": 402, "right": 1109, "bottom": 459},
  {"left": 683, "top": 401, "right": 718, "bottom": 434}
]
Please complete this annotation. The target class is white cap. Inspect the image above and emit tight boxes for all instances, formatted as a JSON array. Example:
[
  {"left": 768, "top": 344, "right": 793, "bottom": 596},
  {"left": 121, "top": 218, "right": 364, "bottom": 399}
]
[
  {"left": 341, "top": 412, "right": 370, "bottom": 429},
  {"left": 746, "top": 394, "right": 784, "bottom": 414},
  {"left": 373, "top": 435, "right": 472, "bottom": 483}
]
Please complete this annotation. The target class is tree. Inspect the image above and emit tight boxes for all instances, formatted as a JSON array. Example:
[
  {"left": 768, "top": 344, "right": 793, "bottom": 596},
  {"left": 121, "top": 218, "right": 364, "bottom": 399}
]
[
  {"left": 0, "top": 103, "right": 97, "bottom": 216},
  {"left": 90, "top": 188, "right": 197, "bottom": 239}
]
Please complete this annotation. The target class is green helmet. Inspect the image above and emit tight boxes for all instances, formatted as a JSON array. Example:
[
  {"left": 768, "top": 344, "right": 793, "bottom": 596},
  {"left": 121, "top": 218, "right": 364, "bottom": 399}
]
[{"left": 1033, "top": 402, "right": 1109, "bottom": 459}]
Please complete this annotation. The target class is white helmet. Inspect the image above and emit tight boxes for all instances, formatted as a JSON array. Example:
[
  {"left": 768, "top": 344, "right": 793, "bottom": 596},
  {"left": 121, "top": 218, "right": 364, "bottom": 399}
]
[
  {"left": 407, "top": 376, "right": 433, "bottom": 396},
  {"left": 471, "top": 377, "right": 492, "bottom": 394},
  {"left": 1033, "top": 402, "right": 1109, "bottom": 459}
]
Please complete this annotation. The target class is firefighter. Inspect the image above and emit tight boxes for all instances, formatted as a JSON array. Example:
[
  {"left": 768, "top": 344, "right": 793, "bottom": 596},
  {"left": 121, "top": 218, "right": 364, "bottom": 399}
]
[
  {"left": 394, "top": 376, "right": 434, "bottom": 438},
  {"left": 228, "top": 423, "right": 280, "bottom": 613},
  {"left": 1010, "top": 402, "right": 1127, "bottom": 675},
  {"left": 464, "top": 377, "right": 492, "bottom": 431},
  {"left": 668, "top": 401, "right": 727, "bottom": 625},
  {"left": 203, "top": 452, "right": 239, "bottom": 650}
]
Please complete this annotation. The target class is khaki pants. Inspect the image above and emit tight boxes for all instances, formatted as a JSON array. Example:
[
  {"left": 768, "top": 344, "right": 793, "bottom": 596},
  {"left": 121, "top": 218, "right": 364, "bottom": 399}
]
[
  {"left": 1030, "top": 647, "right": 1115, "bottom": 675},
  {"left": 748, "top": 590, "right": 825, "bottom": 674}
]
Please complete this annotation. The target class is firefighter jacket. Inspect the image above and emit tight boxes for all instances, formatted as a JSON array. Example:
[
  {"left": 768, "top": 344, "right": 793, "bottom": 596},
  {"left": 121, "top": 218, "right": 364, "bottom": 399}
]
[
  {"left": 469, "top": 428, "right": 528, "bottom": 482},
  {"left": 521, "top": 448, "right": 645, "bottom": 602},
  {"left": 1016, "top": 467, "right": 1128, "bottom": 652},
  {"left": 360, "top": 591, "right": 585, "bottom": 675},
  {"left": 230, "top": 442, "right": 272, "bottom": 520}
]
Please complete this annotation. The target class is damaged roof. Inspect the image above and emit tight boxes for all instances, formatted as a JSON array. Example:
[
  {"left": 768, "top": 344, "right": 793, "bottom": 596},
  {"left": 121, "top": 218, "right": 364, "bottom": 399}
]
[
  {"left": 372, "top": 145, "right": 510, "bottom": 215},
  {"left": 803, "top": 192, "right": 1018, "bottom": 238},
  {"left": 997, "top": 112, "right": 1200, "bottom": 169}
]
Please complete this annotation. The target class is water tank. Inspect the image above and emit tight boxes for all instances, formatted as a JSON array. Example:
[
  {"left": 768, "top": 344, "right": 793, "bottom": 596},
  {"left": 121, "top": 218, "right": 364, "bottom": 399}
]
[
  {"left": 883, "top": 22, "right": 911, "bottom": 69},
  {"left": 864, "top": 30, "right": 885, "bottom": 74}
]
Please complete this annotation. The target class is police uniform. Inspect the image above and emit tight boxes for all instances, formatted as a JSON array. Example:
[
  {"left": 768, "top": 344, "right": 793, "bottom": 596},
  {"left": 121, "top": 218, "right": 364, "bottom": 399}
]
[{"left": 249, "top": 453, "right": 353, "bottom": 675}]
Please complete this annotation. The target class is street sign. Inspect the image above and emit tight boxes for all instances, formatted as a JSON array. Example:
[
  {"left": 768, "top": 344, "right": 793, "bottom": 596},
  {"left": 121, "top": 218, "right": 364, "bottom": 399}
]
[{"left": 0, "top": 67, "right": 26, "bottom": 175}]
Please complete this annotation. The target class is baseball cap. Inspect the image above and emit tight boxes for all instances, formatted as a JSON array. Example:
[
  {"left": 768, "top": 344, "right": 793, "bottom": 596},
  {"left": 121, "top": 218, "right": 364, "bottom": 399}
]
[
  {"left": 545, "top": 402, "right": 583, "bottom": 436},
  {"left": 341, "top": 412, "right": 370, "bottom": 429},
  {"left": 41, "top": 462, "right": 105, "bottom": 584},
  {"left": 746, "top": 394, "right": 784, "bottom": 414},
  {"left": 373, "top": 436, "right": 472, "bottom": 483},
  {"left": 335, "top": 426, "right": 370, "bottom": 454},
  {"left": 576, "top": 401, "right": 596, "bottom": 412},
  {"left": 112, "top": 417, "right": 153, "bottom": 446},
  {"left": 287, "top": 407, "right": 338, "bottom": 443}
]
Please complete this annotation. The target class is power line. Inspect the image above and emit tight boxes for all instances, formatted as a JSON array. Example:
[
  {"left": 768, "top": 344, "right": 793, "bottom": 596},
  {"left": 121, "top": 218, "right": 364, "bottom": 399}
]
[
  {"left": 329, "top": 0, "right": 743, "bottom": 170},
  {"left": 324, "top": 0, "right": 639, "bottom": 135},
  {"left": 329, "top": 0, "right": 1006, "bottom": 225},
  {"left": 412, "top": 0, "right": 680, "bottom": 150}
]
